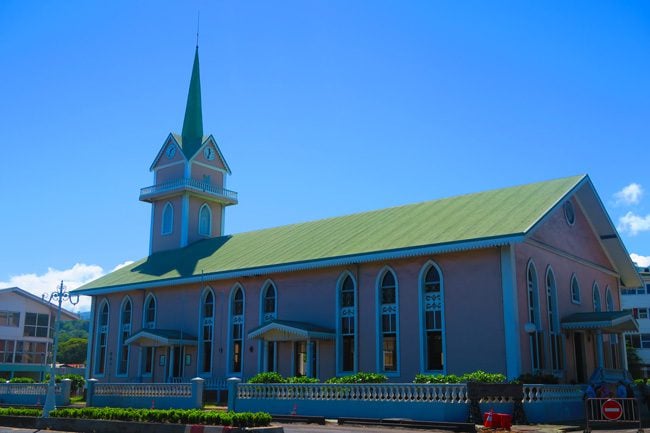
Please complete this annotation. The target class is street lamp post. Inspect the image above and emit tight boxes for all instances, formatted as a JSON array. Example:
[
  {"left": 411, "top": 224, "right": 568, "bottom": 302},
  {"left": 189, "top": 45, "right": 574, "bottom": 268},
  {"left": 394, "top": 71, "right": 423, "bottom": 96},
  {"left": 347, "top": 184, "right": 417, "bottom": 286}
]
[{"left": 41, "top": 280, "right": 79, "bottom": 418}]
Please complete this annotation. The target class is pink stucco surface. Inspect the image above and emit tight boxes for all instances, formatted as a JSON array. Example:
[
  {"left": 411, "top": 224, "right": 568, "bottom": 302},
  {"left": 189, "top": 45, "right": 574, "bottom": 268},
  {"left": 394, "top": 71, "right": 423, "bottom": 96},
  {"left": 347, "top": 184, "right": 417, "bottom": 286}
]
[{"left": 515, "top": 198, "right": 621, "bottom": 383}]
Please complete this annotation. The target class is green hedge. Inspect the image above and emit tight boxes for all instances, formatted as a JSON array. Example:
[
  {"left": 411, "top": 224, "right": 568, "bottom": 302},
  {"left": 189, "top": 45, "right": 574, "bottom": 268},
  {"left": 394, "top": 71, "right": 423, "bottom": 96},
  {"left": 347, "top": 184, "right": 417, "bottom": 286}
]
[
  {"left": 326, "top": 372, "right": 388, "bottom": 383},
  {"left": 8, "top": 377, "right": 35, "bottom": 384},
  {"left": 414, "top": 370, "right": 506, "bottom": 384},
  {"left": 0, "top": 407, "right": 271, "bottom": 427}
]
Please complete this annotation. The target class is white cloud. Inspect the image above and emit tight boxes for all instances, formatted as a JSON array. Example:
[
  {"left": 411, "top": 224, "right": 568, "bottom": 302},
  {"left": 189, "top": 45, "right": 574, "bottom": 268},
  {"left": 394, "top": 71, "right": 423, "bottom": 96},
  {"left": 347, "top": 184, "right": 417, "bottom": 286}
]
[
  {"left": 0, "top": 262, "right": 124, "bottom": 312},
  {"left": 617, "top": 211, "right": 650, "bottom": 236},
  {"left": 631, "top": 253, "right": 650, "bottom": 267},
  {"left": 614, "top": 183, "right": 643, "bottom": 206},
  {"left": 112, "top": 260, "right": 135, "bottom": 272}
]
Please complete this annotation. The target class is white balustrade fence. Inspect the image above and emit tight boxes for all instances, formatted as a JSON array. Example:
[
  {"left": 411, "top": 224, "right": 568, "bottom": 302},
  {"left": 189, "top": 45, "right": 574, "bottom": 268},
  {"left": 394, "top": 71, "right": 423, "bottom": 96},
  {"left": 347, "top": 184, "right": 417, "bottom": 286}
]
[
  {"left": 230, "top": 380, "right": 589, "bottom": 424},
  {"left": 86, "top": 378, "right": 204, "bottom": 410},
  {"left": 0, "top": 380, "right": 71, "bottom": 406}
]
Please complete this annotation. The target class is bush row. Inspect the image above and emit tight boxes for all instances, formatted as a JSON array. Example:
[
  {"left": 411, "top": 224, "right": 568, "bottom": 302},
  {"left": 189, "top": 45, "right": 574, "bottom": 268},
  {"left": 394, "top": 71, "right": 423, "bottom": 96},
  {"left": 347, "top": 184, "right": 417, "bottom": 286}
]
[
  {"left": 248, "top": 371, "right": 388, "bottom": 384},
  {"left": 249, "top": 370, "right": 561, "bottom": 385},
  {"left": 0, "top": 407, "right": 271, "bottom": 427},
  {"left": 7, "top": 374, "right": 86, "bottom": 390}
]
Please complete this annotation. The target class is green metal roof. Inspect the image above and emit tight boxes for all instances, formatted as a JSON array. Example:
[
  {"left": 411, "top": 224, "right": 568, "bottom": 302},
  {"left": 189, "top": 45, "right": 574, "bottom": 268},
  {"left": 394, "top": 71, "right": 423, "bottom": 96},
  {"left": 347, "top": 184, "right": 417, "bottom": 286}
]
[
  {"left": 180, "top": 46, "right": 204, "bottom": 159},
  {"left": 74, "top": 175, "right": 588, "bottom": 294}
]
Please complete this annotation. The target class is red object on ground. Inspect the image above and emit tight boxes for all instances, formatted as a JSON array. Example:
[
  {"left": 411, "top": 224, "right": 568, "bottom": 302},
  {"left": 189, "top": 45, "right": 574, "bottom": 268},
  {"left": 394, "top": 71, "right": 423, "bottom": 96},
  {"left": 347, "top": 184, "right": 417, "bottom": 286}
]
[
  {"left": 483, "top": 411, "right": 497, "bottom": 428},
  {"left": 601, "top": 398, "right": 623, "bottom": 420},
  {"left": 497, "top": 413, "right": 512, "bottom": 430}
]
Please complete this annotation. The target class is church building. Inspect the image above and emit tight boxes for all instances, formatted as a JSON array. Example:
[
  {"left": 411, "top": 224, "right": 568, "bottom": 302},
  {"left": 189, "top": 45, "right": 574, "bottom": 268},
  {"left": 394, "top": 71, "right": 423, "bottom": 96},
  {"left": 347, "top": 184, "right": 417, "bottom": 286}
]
[{"left": 74, "top": 47, "right": 641, "bottom": 386}]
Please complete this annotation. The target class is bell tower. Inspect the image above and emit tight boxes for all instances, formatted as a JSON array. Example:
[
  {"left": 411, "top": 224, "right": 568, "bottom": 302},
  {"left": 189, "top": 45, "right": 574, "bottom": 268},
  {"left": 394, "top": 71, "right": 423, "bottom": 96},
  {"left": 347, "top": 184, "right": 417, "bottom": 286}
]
[{"left": 139, "top": 46, "right": 237, "bottom": 255}]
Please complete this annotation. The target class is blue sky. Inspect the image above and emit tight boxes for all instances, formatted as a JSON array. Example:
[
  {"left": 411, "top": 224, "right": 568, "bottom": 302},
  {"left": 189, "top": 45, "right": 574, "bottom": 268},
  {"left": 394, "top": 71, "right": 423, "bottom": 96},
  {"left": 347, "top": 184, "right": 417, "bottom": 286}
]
[{"left": 0, "top": 1, "right": 649, "bottom": 309}]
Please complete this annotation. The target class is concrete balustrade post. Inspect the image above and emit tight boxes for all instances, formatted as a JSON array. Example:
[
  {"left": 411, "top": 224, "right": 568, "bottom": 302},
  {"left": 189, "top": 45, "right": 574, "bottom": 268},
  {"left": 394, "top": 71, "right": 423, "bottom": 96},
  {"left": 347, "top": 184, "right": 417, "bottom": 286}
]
[
  {"left": 191, "top": 377, "right": 205, "bottom": 408},
  {"left": 227, "top": 377, "right": 241, "bottom": 412},
  {"left": 86, "top": 378, "right": 98, "bottom": 407},
  {"left": 60, "top": 379, "right": 72, "bottom": 406}
]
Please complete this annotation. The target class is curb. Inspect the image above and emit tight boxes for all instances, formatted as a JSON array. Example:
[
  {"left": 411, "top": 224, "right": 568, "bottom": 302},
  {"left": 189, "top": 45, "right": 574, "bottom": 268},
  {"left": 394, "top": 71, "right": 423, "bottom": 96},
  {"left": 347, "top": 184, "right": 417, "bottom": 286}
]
[{"left": 0, "top": 416, "right": 283, "bottom": 433}]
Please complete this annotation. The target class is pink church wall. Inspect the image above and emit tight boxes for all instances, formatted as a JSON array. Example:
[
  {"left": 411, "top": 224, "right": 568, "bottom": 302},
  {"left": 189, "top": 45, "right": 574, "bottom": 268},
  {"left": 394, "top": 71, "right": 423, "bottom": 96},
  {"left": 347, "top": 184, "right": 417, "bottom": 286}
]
[
  {"left": 190, "top": 163, "right": 225, "bottom": 188},
  {"left": 187, "top": 199, "right": 223, "bottom": 243},
  {"left": 196, "top": 139, "right": 227, "bottom": 171},
  {"left": 151, "top": 198, "right": 183, "bottom": 252},
  {"left": 530, "top": 198, "right": 612, "bottom": 269},
  {"left": 155, "top": 164, "right": 185, "bottom": 184},
  {"left": 514, "top": 200, "right": 620, "bottom": 382}
]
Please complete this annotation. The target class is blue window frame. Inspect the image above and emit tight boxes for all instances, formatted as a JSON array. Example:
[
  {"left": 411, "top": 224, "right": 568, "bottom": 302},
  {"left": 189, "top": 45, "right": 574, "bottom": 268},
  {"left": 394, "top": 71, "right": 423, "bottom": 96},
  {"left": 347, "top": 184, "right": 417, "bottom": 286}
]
[
  {"left": 117, "top": 297, "right": 131, "bottom": 376},
  {"left": 420, "top": 261, "right": 445, "bottom": 372},
  {"left": 377, "top": 268, "right": 399, "bottom": 373},
  {"left": 95, "top": 300, "right": 109, "bottom": 376},
  {"left": 337, "top": 273, "right": 357, "bottom": 374},
  {"left": 229, "top": 286, "right": 245, "bottom": 374}
]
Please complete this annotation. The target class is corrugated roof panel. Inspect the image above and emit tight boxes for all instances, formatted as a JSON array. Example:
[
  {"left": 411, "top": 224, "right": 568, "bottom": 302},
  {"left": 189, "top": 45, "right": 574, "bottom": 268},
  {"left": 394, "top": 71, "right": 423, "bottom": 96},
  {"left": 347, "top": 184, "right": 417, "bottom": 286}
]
[{"left": 75, "top": 175, "right": 585, "bottom": 292}]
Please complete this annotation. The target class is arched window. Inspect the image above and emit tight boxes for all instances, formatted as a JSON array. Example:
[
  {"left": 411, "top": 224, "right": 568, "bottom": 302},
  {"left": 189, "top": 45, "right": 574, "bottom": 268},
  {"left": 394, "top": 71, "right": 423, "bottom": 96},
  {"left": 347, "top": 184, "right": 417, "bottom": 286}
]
[
  {"left": 161, "top": 202, "right": 173, "bottom": 235},
  {"left": 95, "top": 300, "right": 109, "bottom": 375},
  {"left": 571, "top": 275, "right": 581, "bottom": 304},
  {"left": 605, "top": 287, "right": 614, "bottom": 312},
  {"left": 262, "top": 283, "right": 277, "bottom": 322},
  {"left": 260, "top": 282, "right": 277, "bottom": 372},
  {"left": 378, "top": 269, "right": 399, "bottom": 373},
  {"left": 143, "top": 294, "right": 156, "bottom": 329},
  {"left": 117, "top": 297, "right": 132, "bottom": 376},
  {"left": 527, "top": 262, "right": 544, "bottom": 371},
  {"left": 605, "top": 286, "right": 618, "bottom": 367},
  {"left": 337, "top": 273, "right": 356, "bottom": 373},
  {"left": 546, "top": 268, "right": 563, "bottom": 371},
  {"left": 420, "top": 262, "right": 444, "bottom": 371},
  {"left": 229, "top": 286, "right": 244, "bottom": 374},
  {"left": 199, "top": 204, "right": 212, "bottom": 236},
  {"left": 593, "top": 283, "right": 601, "bottom": 312},
  {"left": 200, "top": 288, "right": 215, "bottom": 374}
]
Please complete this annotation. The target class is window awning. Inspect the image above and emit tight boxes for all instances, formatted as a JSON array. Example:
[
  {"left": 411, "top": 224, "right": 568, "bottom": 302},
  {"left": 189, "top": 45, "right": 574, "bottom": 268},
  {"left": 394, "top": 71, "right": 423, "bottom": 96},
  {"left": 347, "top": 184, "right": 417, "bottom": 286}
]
[
  {"left": 247, "top": 320, "right": 335, "bottom": 342},
  {"left": 560, "top": 311, "right": 639, "bottom": 333},
  {"left": 125, "top": 329, "right": 197, "bottom": 347}
]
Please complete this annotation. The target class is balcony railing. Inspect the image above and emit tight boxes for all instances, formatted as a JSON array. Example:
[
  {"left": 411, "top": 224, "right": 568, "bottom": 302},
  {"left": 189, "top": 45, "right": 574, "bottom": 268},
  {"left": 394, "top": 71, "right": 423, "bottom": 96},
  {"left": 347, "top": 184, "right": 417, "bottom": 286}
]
[{"left": 139, "top": 178, "right": 238, "bottom": 204}]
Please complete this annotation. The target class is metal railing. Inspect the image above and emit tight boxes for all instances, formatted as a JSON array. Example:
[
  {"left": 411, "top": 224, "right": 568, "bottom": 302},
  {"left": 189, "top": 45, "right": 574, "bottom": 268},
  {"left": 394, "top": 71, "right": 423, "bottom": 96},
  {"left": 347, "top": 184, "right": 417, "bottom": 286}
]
[
  {"left": 584, "top": 398, "right": 643, "bottom": 433},
  {"left": 139, "top": 178, "right": 238, "bottom": 203}
]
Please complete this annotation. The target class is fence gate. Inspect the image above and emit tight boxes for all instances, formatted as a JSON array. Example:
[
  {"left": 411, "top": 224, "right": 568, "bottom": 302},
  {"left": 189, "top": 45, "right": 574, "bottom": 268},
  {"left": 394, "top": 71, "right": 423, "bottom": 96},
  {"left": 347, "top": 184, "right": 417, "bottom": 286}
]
[{"left": 584, "top": 398, "right": 643, "bottom": 433}]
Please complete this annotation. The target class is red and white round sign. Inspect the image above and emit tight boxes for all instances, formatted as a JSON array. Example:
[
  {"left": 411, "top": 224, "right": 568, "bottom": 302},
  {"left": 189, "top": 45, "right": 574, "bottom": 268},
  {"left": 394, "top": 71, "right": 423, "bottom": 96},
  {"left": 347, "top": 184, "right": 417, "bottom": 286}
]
[{"left": 601, "top": 398, "right": 623, "bottom": 420}]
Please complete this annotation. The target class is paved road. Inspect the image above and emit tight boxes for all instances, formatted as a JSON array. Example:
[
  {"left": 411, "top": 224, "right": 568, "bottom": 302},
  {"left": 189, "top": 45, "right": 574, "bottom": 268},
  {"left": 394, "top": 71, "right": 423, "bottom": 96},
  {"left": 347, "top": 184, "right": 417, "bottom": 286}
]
[{"left": 0, "top": 424, "right": 646, "bottom": 433}]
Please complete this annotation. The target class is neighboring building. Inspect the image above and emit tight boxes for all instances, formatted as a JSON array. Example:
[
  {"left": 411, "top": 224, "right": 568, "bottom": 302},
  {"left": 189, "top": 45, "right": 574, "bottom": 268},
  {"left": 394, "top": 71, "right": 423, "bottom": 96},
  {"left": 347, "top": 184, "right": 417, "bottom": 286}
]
[
  {"left": 0, "top": 287, "right": 78, "bottom": 381},
  {"left": 73, "top": 47, "right": 642, "bottom": 386},
  {"left": 622, "top": 266, "right": 650, "bottom": 377}
]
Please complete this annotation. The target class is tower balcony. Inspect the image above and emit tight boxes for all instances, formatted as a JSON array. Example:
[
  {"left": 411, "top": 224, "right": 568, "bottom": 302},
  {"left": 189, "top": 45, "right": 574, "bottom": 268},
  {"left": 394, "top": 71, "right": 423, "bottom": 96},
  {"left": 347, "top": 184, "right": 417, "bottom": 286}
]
[{"left": 139, "top": 178, "right": 238, "bottom": 205}]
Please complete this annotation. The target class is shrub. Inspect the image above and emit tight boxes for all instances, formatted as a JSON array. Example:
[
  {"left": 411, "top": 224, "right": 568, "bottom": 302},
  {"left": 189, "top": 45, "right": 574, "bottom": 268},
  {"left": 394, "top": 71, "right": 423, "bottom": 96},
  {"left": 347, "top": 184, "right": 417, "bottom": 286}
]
[
  {"left": 414, "top": 370, "right": 506, "bottom": 384},
  {"left": 515, "top": 373, "right": 559, "bottom": 384},
  {"left": 248, "top": 371, "right": 285, "bottom": 383},
  {"left": 8, "top": 377, "right": 35, "bottom": 383},
  {"left": 286, "top": 376, "right": 319, "bottom": 383},
  {"left": 0, "top": 407, "right": 42, "bottom": 417},
  {"left": 414, "top": 373, "right": 461, "bottom": 384},
  {"left": 44, "top": 407, "right": 271, "bottom": 427},
  {"left": 326, "top": 372, "right": 387, "bottom": 383},
  {"left": 461, "top": 370, "right": 506, "bottom": 384}
]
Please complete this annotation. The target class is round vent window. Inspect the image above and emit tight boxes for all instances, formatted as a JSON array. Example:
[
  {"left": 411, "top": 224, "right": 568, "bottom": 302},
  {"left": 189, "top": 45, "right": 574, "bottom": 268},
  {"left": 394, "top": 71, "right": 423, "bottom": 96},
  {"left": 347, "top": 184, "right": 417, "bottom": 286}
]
[{"left": 564, "top": 201, "right": 575, "bottom": 226}]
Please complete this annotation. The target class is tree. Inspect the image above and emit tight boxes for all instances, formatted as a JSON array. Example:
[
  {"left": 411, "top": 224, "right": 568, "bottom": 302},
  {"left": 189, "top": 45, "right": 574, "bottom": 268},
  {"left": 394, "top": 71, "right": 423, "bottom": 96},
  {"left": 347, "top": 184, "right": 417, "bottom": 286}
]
[
  {"left": 58, "top": 319, "right": 89, "bottom": 344},
  {"left": 57, "top": 338, "right": 87, "bottom": 364}
]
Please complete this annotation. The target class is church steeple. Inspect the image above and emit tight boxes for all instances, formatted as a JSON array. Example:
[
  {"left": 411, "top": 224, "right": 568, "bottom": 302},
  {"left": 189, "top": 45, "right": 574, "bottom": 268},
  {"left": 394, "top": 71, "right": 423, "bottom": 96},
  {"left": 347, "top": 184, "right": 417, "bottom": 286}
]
[
  {"left": 181, "top": 46, "right": 204, "bottom": 157},
  {"left": 141, "top": 44, "right": 237, "bottom": 255}
]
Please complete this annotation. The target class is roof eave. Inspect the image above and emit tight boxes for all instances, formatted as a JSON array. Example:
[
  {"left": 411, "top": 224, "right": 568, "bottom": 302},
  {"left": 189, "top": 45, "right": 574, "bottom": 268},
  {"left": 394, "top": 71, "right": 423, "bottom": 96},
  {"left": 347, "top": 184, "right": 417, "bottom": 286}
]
[{"left": 72, "top": 234, "right": 523, "bottom": 296}]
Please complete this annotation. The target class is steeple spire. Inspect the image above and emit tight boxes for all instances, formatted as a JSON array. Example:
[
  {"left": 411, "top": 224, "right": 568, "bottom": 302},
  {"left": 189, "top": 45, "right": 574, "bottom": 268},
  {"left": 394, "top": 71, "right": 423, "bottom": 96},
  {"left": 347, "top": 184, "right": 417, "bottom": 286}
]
[{"left": 181, "top": 45, "right": 204, "bottom": 157}]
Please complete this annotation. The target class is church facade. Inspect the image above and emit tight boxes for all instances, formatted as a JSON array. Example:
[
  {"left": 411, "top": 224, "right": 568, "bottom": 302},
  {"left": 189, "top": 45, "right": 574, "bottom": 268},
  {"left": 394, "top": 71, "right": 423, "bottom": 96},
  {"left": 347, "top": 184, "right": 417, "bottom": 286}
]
[{"left": 74, "top": 48, "right": 641, "bottom": 386}]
